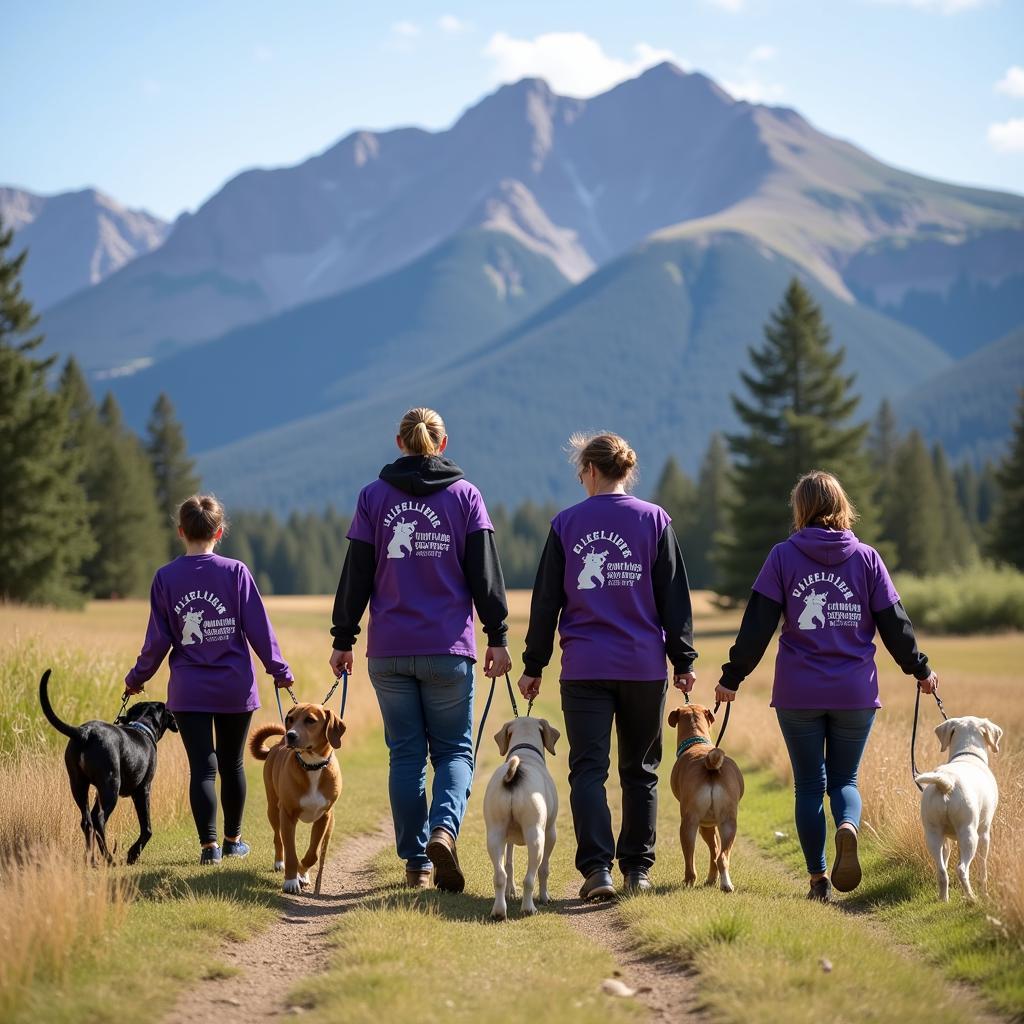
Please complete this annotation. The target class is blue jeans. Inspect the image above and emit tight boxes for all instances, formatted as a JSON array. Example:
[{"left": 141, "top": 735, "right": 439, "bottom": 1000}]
[
  {"left": 775, "top": 708, "right": 876, "bottom": 874},
  {"left": 368, "top": 655, "right": 475, "bottom": 870}
]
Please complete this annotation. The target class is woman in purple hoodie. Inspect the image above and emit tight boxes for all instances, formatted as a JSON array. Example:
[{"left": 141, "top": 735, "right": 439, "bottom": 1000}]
[
  {"left": 125, "top": 495, "right": 294, "bottom": 865},
  {"left": 718, "top": 471, "right": 938, "bottom": 901}
]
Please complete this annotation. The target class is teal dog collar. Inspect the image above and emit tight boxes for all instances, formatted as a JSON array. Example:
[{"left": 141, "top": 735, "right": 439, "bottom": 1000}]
[{"left": 676, "top": 736, "right": 711, "bottom": 759}]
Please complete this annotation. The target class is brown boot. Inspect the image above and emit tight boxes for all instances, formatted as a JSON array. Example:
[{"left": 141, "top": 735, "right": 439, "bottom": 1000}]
[
  {"left": 405, "top": 868, "right": 432, "bottom": 889},
  {"left": 426, "top": 827, "right": 465, "bottom": 893}
]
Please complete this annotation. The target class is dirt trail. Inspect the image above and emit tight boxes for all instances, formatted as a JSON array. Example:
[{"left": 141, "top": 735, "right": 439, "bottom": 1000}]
[
  {"left": 162, "top": 826, "right": 392, "bottom": 1024},
  {"left": 559, "top": 880, "right": 706, "bottom": 1021}
]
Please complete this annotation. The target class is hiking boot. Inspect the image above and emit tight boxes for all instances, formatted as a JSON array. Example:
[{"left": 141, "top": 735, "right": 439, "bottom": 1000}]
[
  {"left": 579, "top": 868, "right": 616, "bottom": 901},
  {"left": 807, "top": 877, "right": 832, "bottom": 902},
  {"left": 622, "top": 870, "right": 654, "bottom": 894},
  {"left": 200, "top": 844, "right": 222, "bottom": 866},
  {"left": 222, "top": 838, "right": 250, "bottom": 859},
  {"left": 831, "top": 826, "right": 862, "bottom": 893},
  {"left": 426, "top": 828, "right": 465, "bottom": 893},
  {"left": 405, "top": 868, "right": 432, "bottom": 889}
]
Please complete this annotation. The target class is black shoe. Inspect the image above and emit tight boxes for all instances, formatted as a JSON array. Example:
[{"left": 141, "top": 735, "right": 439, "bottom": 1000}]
[
  {"left": 807, "top": 877, "right": 832, "bottom": 902},
  {"left": 622, "top": 870, "right": 653, "bottom": 894},
  {"left": 579, "top": 868, "right": 616, "bottom": 900},
  {"left": 426, "top": 828, "right": 465, "bottom": 893}
]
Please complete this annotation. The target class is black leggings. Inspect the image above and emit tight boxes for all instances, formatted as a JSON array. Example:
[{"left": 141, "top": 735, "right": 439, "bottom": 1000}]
[{"left": 174, "top": 711, "right": 253, "bottom": 845}]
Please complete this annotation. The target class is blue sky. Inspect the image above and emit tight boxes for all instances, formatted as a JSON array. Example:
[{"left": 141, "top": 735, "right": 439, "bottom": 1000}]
[{"left": 2, "top": 0, "right": 1022, "bottom": 220}]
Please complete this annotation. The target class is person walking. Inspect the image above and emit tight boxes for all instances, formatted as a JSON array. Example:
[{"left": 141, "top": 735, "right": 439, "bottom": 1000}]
[
  {"left": 518, "top": 432, "right": 697, "bottom": 899},
  {"left": 329, "top": 407, "right": 511, "bottom": 891},
  {"left": 717, "top": 470, "right": 938, "bottom": 901}
]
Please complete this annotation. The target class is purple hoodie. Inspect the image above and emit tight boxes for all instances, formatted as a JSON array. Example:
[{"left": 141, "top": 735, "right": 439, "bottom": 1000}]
[
  {"left": 125, "top": 553, "right": 292, "bottom": 713},
  {"left": 752, "top": 527, "right": 900, "bottom": 709}
]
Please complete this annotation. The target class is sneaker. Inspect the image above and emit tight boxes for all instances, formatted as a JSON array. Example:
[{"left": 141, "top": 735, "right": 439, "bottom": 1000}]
[
  {"left": 579, "top": 868, "right": 616, "bottom": 900},
  {"left": 405, "top": 868, "right": 432, "bottom": 889},
  {"left": 830, "top": 826, "right": 862, "bottom": 893},
  {"left": 223, "top": 838, "right": 250, "bottom": 859},
  {"left": 200, "top": 844, "right": 222, "bottom": 866},
  {"left": 426, "top": 828, "right": 465, "bottom": 893},
  {"left": 807, "top": 877, "right": 832, "bottom": 902},
  {"left": 622, "top": 869, "right": 654, "bottom": 894}
]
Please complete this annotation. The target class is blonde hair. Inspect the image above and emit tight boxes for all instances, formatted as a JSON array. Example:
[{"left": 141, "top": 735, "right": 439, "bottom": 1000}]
[
  {"left": 568, "top": 431, "right": 638, "bottom": 490},
  {"left": 399, "top": 407, "right": 446, "bottom": 456},
  {"left": 790, "top": 471, "right": 857, "bottom": 532},
  {"left": 178, "top": 494, "right": 227, "bottom": 542}
]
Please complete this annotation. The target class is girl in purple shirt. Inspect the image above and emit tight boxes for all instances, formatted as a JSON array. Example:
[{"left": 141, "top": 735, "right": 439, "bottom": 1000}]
[
  {"left": 718, "top": 471, "right": 939, "bottom": 901},
  {"left": 125, "top": 495, "right": 293, "bottom": 865}
]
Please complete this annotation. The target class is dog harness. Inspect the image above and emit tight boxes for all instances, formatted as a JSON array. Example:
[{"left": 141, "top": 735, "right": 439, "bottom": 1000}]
[
  {"left": 295, "top": 751, "right": 333, "bottom": 771},
  {"left": 123, "top": 720, "right": 158, "bottom": 744},
  {"left": 676, "top": 735, "right": 711, "bottom": 759}
]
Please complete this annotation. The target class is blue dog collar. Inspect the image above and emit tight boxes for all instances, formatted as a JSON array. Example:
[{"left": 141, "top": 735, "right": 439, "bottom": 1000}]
[
  {"left": 676, "top": 735, "right": 711, "bottom": 759},
  {"left": 124, "top": 720, "right": 157, "bottom": 744}
]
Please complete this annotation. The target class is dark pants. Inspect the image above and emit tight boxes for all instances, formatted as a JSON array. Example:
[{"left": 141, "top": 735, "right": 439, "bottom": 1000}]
[
  {"left": 174, "top": 711, "right": 253, "bottom": 845},
  {"left": 560, "top": 679, "right": 668, "bottom": 876}
]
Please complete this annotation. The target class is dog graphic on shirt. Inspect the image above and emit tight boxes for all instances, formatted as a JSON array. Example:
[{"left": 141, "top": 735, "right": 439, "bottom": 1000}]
[
  {"left": 577, "top": 548, "right": 610, "bottom": 590},
  {"left": 798, "top": 591, "right": 827, "bottom": 630},
  {"left": 387, "top": 519, "right": 417, "bottom": 559},
  {"left": 181, "top": 608, "right": 205, "bottom": 645}
]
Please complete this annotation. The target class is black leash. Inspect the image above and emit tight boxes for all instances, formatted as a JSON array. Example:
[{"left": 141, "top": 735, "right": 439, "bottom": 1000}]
[
  {"left": 474, "top": 672, "right": 531, "bottom": 765},
  {"left": 114, "top": 690, "right": 131, "bottom": 722},
  {"left": 911, "top": 682, "right": 948, "bottom": 792},
  {"left": 681, "top": 690, "right": 731, "bottom": 748}
]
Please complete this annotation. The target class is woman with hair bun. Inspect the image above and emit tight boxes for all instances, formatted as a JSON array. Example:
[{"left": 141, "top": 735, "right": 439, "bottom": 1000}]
[{"left": 519, "top": 432, "right": 697, "bottom": 899}]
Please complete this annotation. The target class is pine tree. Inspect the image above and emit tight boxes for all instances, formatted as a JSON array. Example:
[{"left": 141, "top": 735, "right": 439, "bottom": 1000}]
[
  {"left": 988, "top": 389, "right": 1024, "bottom": 569},
  {"left": 715, "top": 279, "right": 873, "bottom": 598},
  {"left": 146, "top": 392, "right": 200, "bottom": 559},
  {"left": 881, "top": 431, "right": 945, "bottom": 574},
  {"left": 681, "top": 434, "right": 732, "bottom": 591},
  {"left": 868, "top": 399, "right": 899, "bottom": 472},
  {"left": 932, "top": 445, "right": 976, "bottom": 566},
  {"left": 652, "top": 456, "right": 698, "bottom": 539},
  {"left": 0, "top": 221, "right": 94, "bottom": 605},
  {"left": 977, "top": 460, "right": 1000, "bottom": 527},
  {"left": 953, "top": 460, "right": 980, "bottom": 533}
]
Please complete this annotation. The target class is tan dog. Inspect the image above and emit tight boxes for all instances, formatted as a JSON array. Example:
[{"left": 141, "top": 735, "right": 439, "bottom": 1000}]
[
  {"left": 668, "top": 703, "right": 744, "bottom": 892},
  {"left": 483, "top": 717, "right": 560, "bottom": 920},
  {"left": 249, "top": 702, "right": 345, "bottom": 895}
]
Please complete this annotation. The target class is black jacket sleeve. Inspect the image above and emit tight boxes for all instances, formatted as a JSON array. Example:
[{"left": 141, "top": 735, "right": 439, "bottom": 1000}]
[
  {"left": 522, "top": 528, "right": 566, "bottom": 677},
  {"left": 330, "top": 539, "right": 375, "bottom": 651},
  {"left": 874, "top": 601, "right": 931, "bottom": 679},
  {"left": 652, "top": 524, "right": 697, "bottom": 674},
  {"left": 719, "top": 590, "right": 783, "bottom": 691},
  {"left": 463, "top": 529, "right": 509, "bottom": 647}
]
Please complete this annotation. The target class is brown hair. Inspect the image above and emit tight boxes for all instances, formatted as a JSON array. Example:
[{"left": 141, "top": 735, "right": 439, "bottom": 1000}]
[
  {"left": 568, "top": 431, "right": 638, "bottom": 490},
  {"left": 178, "top": 494, "right": 227, "bottom": 542},
  {"left": 790, "top": 471, "right": 857, "bottom": 532},
  {"left": 398, "top": 407, "right": 446, "bottom": 456}
]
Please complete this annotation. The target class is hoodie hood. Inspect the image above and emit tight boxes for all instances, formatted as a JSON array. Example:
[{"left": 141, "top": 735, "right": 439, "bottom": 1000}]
[
  {"left": 379, "top": 455, "right": 465, "bottom": 496},
  {"left": 788, "top": 527, "right": 860, "bottom": 567}
]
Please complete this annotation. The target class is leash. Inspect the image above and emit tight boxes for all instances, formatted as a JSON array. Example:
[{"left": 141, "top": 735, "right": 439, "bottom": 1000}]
[
  {"left": 911, "top": 682, "right": 948, "bottom": 792},
  {"left": 680, "top": 689, "right": 731, "bottom": 748},
  {"left": 114, "top": 690, "right": 131, "bottom": 722},
  {"left": 322, "top": 671, "right": 349, "bottom": 719},
  {"left": 274, "top": 682, "right": 298, "bottom": 725},
  {"left": 474, "top": 672, "right": 532, "bottom": 766}
]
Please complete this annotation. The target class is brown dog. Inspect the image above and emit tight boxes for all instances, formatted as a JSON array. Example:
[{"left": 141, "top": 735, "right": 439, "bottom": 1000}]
[
  {"left": 249, "top": 702, "right": 345, "bottom": 895},
  {"left": 668, "top": 703, "right": 744, "bottom": 892}
]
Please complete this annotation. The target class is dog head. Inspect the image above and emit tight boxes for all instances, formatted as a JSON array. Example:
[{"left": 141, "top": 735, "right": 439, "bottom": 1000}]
[
  {"left": 494, "top": 716, "right": 560, "bottom": 756},
  {"left": 284, "top": 702, "right": 346, "bottom": 752},
  {"left": 668, "top": 703, "right": 715, "bottom": 741},
  {"left": 935, "top": 716, "right": 1003, "bottom": 757},
  {"left": 118, "top": 701, "right": 178, "bottom": 738}
]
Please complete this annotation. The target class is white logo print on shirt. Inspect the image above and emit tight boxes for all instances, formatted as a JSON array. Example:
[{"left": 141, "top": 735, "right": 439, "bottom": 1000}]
[
  {"left": 577, "top": 548, "right": 610, "bottom": 590},
  {"left": 181, "top": 608, "right": 205, "bottom": 645},
  {"left": 387, "top": 518, "right": 417, "bottom": 559},
  {"left": 797, "top": 591, "right": 827, "bottom": 631}
]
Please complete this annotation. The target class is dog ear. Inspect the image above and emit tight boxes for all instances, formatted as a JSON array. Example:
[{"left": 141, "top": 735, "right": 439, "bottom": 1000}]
[
  {"left": 935, "top": 720, "right": 956, "bottom": 752},
  {"left": 704, "top": 708, "right": 716, "bottom": 726},
  {"left": 539, "top": 719, "right": 560, "bottom": 755},
  {"left": 980, "top": 720, "right": 1002, "bottom": 754},
  {"left": 493, "top": 722, "right": 513, "bottom": 755},
  {"left": 668, "top": 708, "right": 680, "bottom": 727},
  {"left": 165, "top": 710, "right": 178, "bottom": 733},
  {"left": 326, "top": 711, "right": 346, "bottom": 749}
]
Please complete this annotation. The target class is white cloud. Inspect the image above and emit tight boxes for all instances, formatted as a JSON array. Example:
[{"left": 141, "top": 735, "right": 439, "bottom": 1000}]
[
  {"left": 483, "top": 31, "right": 685, "bottom": 98},
  {"left": 438, "top": 14, "right": 469, "bottom": 34},
  {"left": 749, "top": 44, "right": 777, "bottom": 62},
  {"left": 722, "top": 77, "right": 785, "bottom": 103},
  {"left": 988, "top": 118, "right": 1024, "bottom": 153},
  {"left": 995, "top": 66, "right": 1024, "bottom": 100},
  {"left": 391, "top": 20, "right": 420, "bottom": 38},
  {"left": 869, "top": 0, "right": 992, "bottom": 13}
]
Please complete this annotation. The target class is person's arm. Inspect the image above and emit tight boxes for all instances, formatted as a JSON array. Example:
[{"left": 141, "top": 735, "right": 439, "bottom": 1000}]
[
  {"left": 124, "top": 575, "right": 174, "bottom": 692},
  {"left": 651, "top": 524, "right": 697, "bottom": 674},
  {"left": 239, "top": 567, "right": 293, "bottom": 684},
  {"left": 462, "top": 529, "right": 509, "bottom": 647},
  {"left": 873, "top": 600, "right": 931, "bottom": 679},
  {"left": 331, "top": 539, "right": 376, "bottom": 651},
  {"left": 719, "top": 591, "right": 783, "bottom": 691},
  {"left": 522, "top": 529, "right": 566, "bottom": 677}
]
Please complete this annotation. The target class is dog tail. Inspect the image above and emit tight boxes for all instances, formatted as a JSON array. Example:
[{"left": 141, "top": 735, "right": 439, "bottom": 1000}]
[
  {"left": 39, "top": 669, "right": 81, "bottom": 740},
  {"left": 915, "top": 771, "right": 955, "bottom": 795},
  {"left": 703, "top": 748, "right": 725, "bottom": 772},
  {"left": 249, "top": 722, "right": 285, "bottom": 760},
  {"left": 502, "top": 755, "right": 523, "bottom": 787}
]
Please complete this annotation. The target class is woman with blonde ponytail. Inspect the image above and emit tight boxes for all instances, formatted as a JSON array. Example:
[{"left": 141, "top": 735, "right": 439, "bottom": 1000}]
[{"left": 329, "top": 408, "right": 511, "bottom": 892}]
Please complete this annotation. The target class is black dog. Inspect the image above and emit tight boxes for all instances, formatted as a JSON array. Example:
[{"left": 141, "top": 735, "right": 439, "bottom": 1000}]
[{"left": 39, "top": 668, "right": 177, "bottom": 864}]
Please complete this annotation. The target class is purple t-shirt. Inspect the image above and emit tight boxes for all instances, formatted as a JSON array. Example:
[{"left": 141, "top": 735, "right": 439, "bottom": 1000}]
[
  {"left": 347, "top": 479, "right": 493, "bottom": 659},
  {"left": 752, "top": 528, "right": 900, "bottom": 709},
  {"left": 551, "top": 494, "right": 671, "bottom": 681},
  {"left": 125, "top": 553, "right": 292, "bottom": 713}
]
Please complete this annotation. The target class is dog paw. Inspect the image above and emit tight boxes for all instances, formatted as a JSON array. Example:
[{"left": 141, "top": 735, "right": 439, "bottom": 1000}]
[
  {"left": 521, "top": 903, "right": 538, "bottom": 916},
  {"left": 273, "top": 860, "right": 284, "bottom": 872},
  {"left": 537, "top": 893, "right": 550, "bottom": 905},
  {"left": 490, "top": 908, "right": 507, "bottom": 922},
  {"left": 298, "top": 871, "right": 310, "bottom": 886},
  {"left": 283, "top": 878, "right": 302, "bottom": 894}
]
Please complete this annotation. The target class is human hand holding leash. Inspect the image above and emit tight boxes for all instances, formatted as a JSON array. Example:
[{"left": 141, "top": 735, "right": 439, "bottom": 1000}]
[
  {"left": 123, "top": 674, "right": 144, "bottom": 695},
  {"left": 483, "top": 646, "right": 512, "bottom": 678},
  {"left": 519, "top": 674, "right": 541, "bottom": 701},
  {"left": 673, "top": 671, "right": 696, "bottom": 693},
  {"left": 329, "top": 649, "right": 353, "bottom": 678},
  {"left": 918, "top": 670, "right": 939, "bottom": 695},
  {"left": 715, "top": 683, "right": 737, "bottom": 703}
]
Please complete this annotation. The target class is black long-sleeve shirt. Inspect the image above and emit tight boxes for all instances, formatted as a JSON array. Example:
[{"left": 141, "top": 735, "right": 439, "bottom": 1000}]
[
  {"left": 522, "top": 524, "right": 697, "bottom": 678},
  {"left": 718, "top": 593, "right": 931, "bottom": 691}
]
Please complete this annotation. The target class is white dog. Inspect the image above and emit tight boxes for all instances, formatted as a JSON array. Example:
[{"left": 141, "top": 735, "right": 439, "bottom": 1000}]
[
  {"left": 483, "top": 717, "right": 560, "bottom": 920},
  {"left": 916, "top": 715, "right": 1002, "bottom": 902}
]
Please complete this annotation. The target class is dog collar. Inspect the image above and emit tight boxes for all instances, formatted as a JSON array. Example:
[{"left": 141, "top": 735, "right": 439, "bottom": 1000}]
[
  {"left": 676, "top": 736, "right": 711, "bottom": 759},
  {"left": 123, "top": 720, "right": 157, "bottom": 744},
  {"left": 950, "top": 750, "right": 987, "bottom": 764},
  {"left": 507, "top": 742, "right": 545, "bottom": 760},
  {"left": 295, "top": 751, "right": 333, "bottom": 771}
]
